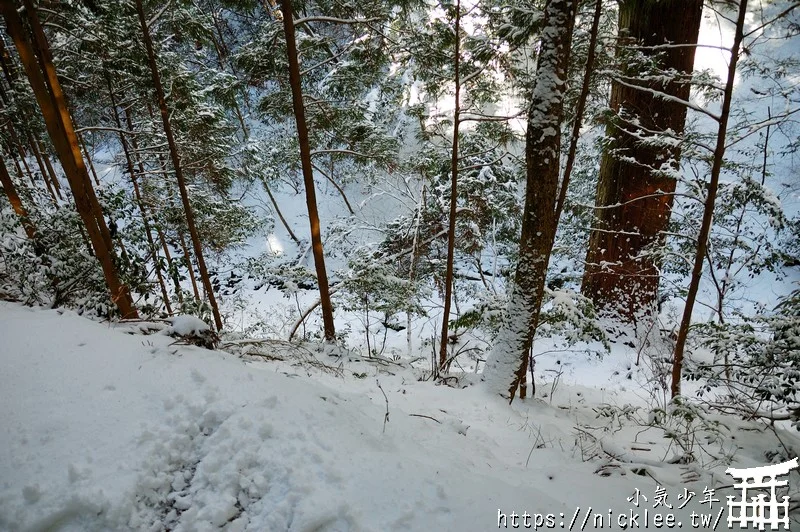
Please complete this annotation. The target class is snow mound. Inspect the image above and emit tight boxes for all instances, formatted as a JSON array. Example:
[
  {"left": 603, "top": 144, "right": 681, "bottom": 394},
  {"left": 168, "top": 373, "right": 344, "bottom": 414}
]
[{"left": 167, "top": 315, "right": 211, "bottom": 336}]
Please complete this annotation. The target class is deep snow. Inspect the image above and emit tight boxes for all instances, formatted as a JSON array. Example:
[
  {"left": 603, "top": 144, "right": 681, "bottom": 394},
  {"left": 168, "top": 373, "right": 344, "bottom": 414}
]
[{"left": 2, "top": 301, "right": 799, "bottom": 531}]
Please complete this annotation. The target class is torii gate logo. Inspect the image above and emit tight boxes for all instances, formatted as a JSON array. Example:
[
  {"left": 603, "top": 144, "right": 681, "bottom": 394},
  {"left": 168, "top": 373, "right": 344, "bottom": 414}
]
[{"left": 726, "top": 457, "right": 798, "bottom": 530}]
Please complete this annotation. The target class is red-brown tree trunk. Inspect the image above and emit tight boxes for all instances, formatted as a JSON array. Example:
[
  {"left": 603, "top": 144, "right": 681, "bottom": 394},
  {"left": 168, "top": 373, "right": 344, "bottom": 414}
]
[
  {"left": 581, "top": 0, "right": 703, "bottom": 321},
  {"left": 2, "top": 0, "right": 138, "bottom": 318},
  {"left": 671, "top": 0, "right": 748, "bottom": 398},
  {"left": 135, "top": 0, "right": 223, "bottom": 331},
  {"left": 280, "top": 0, "right": 336, "bottom": 342},
  {"left": 0, "top": 155, "right": 36, "bottom": 241}
]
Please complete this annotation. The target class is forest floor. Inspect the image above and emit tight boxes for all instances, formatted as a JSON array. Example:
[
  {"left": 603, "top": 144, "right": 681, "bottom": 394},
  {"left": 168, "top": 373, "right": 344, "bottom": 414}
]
[{"left": 2, "top": 300, "right": 800, "bottom": 531}]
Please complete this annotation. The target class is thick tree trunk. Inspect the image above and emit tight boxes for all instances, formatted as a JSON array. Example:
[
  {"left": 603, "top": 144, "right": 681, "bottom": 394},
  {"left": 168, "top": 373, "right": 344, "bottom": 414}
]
[
  {"left": 671, "top": 0, "right": 748, "bottom": 399},
  {"left": 135, "top": 0, "right": 223, "bottom": 331},
  {"left": 439, "top": 0, "right": 461, "bottom": 372},
  {"left": 280, "top": 0, "right": 336, "bottom": 342},
  {"left": 483, "top": 0, "right": 576, "bottom": 401},
  {"left": 2, "top": 0, "right": 138, "bottom": 318},
  {"left": 581, "top": 0, "right": 703, "bottom": 321}
]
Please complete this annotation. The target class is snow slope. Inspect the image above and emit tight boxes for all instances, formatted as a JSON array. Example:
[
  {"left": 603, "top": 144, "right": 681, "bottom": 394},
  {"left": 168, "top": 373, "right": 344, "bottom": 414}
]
[{"left": 1, "top": 301, "right": 797, "bottom": 531}]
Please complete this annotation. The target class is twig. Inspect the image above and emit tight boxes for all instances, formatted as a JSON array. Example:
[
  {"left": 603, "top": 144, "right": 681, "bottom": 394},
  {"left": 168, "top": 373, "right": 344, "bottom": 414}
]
[
  {"left": 409, "top": 413, "right": 442, "bottom": 424},
  {"left": 377, "top": 379, "right": 389, "bottom": 433}
]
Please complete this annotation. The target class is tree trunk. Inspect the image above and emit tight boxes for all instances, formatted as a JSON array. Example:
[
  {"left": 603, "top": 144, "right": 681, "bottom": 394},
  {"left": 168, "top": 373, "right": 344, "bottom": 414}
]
[
  {"left": 38, "top": 138, "right": 62, "bottom": 199},
  {"left": 581, "top": 0, "right": 703, "bottom": 322},
  {"left": 27, "top": 130, "right": 58, "bottom": 202},
  {"left": 555, "top": 0, "right": 602, "bottom": 223},
  {"left": 671, "top": 0, "right": 748, "bottom": 399},
  {"left": 483, "top": 0, "right": 577, "bottom": 401},
  {"left": 135, "top": 0, "right": 223, "bottom": 331},
  {"left": 438, "top": 0, "right": 461, "bottom": 372},
  {"left": 2, "top": 0, "right": 138, "bottom": 318},
  {"left": 105, "top": 72, "right": 173, "bottom": 316},
  {"left": 280, "top": 0, "right": 336, "bottom": 342},
  {"left": 122, "top": 106, "right": 182, "bottom": 303},
  {"left": 0, "top": 155, "right": 36, "bottom": 241}
]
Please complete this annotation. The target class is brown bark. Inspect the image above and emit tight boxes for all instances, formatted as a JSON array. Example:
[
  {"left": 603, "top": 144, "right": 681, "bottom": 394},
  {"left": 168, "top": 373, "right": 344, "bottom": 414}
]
[
  {"left": 483, "top": 0, "right": 576, "bottom": 401},
  {"left": 2, "top": 0, "right": 137, "bottom": 318},
  {"left": 0, "top": 155, "right": 36, "bottom": 241},
  {"left": 671, "top": 0, "right": 748, "bottom": 399},
  {"left": 105, "top": 72, "right": 173, "bottom": 315},
  {"left": 555, "top": 0, "right": 603, "bottom": 223},
  {"left": 135, "top": 0, "right": 223, "bottom": 331},
  {"left": 122, "top": 106, "right": 183, "bottom": 303},
  {"left": 280, "top": 0, "right": 336, "bottom": 342},
  {"left": 27, "top": 131, "right": 58, "bottom": 202},
  {"left": 38, "top": 138, "right": 62, "bottom": 198},
  {"left": 438, "top": 0, "right": 461, "bottom": 372},
  {"left": 582, "top": 0, "right": 703, "bottom": 321},
  {"left": 178, "top": 230, "right": 202, "bottom": 302}
]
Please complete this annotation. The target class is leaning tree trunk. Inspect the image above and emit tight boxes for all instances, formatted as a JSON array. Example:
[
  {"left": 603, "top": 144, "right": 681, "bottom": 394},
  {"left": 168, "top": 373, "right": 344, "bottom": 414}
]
[
  {"left": 0, "top": 155, "right": 36, "bottom": 241},
  {"left": 581, "top": 0, "right": 703, "bottom": 322},
  {"left": 2, "top": 0, "right": 138, "bottom": 318},
  {"left": 671, "top": 0, "right": 748, "bottom": 399},
  {"left": 135, "top": 0, "right": 223, "bottom": 331},
  {"left": 483, "top": 0, "right": 577, "bottom": 401},
  {"left": 280, "top": 0, "right": 336, "bottom": 342}
]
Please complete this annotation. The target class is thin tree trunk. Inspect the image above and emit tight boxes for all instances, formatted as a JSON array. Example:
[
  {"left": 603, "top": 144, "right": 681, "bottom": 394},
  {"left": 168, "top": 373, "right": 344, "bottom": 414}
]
[
  {"left": 262, "top": 180, "right": 301, "bottom": 244},
  {"left": 179, "top": 229, "right": 202, "bottom": 302},
  {"left": 671, "top": 0, "right": 748, "bottom": 399},
  {"left": 280, "top": 0, "right": 336, "bottom": 342},
  {"left": 38, "top": 138, "right": 62, "bottom": 199},
  {"left": 483, "top": 0, "right": 576, "bottom": 401},
  {"left": 135, "top": 0, "right": 223, "bottom": 331},
  {"left": 554, "top": 0, "right": 602, "bottom": 223},
  {"left": 439, "top": 0, "right": 461, "bottom": 372},
  {"left": 27, "top": 130, "right": 58, "bottom": 202},
  {"left": 0, "top": 155, "right": 36, "bottom": 241},
  {"left": 582, "top": 0, "right": 703, "bottom": 322},
  {"left": 106, "top": 72, "right": 173, "bottom": 315},
  {"left": 79, "top": 133, "right": 101, "bottom": 186},
  {"left": 123, "top": 106, "right": 183, "bottom": 304},
  {"left": 2, "top": 0, "right": 137, "bottom": 318}
]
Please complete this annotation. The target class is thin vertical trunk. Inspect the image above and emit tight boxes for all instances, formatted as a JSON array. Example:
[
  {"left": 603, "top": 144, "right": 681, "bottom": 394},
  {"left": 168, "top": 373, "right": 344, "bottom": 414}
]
[
  {"left": 671, "top": 0, "right": 748, "bottom": 399},
  {"left": 27, "top": 130, "right": 58, "bottom": 202},
  {"left": 123, "top": 106, "right": 183, "bottom": 303},
  {"left": 178, "top": 230, "right": 202, "bottom": 302},
  {"left": 2, "top": 0, "right": 137, "bottom": 318},
  {"left": 483, "top": 0, "right": 576, "bottom": 401},
  {"left": 0, "top": 155, "right": 36, "bottom": 241},
  {"left": 438, "top": 0, "right": 461, "bottom": 372},
  {"left": 280, "top": 0, "right": 336, "bottom": 342},
  {"left": 79, "top": 133, "right": 101, "bottom": 186},
  {"left": 135, "top": 0, "right": 222, "bottom": 331},
  {"left": 582, "top": 0, "right": 703, "bottom": 322},
  {"left": 106, "top": 72, "right": 173, "bottom": 315},
  {"left": 554, "top": 0, "right": 602, "bottom": 223},
  {"left": 38, "top": 138, "right": 62, "bottom": 198}
]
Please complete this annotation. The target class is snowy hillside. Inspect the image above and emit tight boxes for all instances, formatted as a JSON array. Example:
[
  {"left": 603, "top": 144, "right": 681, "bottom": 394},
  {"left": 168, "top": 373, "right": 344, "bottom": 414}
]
[{"left": 3, "top": 301, "right": 799, "bottom": 531}]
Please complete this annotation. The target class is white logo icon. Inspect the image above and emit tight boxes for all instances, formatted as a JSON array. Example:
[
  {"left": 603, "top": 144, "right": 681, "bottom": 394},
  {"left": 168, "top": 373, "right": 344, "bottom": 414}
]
[{"left": 726, "top": 457, "right": 798, "bottom": 530}]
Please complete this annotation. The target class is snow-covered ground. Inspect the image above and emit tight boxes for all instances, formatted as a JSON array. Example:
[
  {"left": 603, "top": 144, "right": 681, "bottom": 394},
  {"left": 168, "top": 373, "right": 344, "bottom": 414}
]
[{"left": 3, "top": 301, "right": 799, "bottom": 531}]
